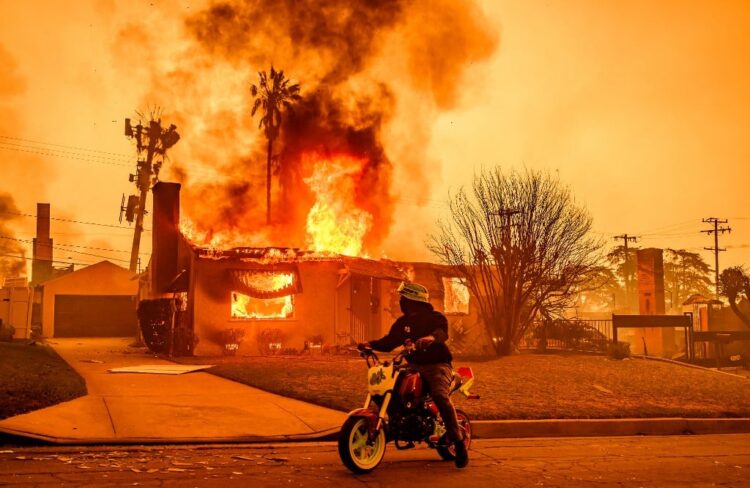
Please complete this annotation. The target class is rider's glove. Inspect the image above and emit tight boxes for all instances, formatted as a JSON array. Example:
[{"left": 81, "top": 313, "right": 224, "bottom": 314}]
[{"left": 415, "top": 338, "right": 433, "bottom": 351}]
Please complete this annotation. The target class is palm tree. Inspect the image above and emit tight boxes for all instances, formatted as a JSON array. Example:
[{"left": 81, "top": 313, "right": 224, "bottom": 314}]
[{"left": 250, "top": 66, "right": 301, "bottom": 224}]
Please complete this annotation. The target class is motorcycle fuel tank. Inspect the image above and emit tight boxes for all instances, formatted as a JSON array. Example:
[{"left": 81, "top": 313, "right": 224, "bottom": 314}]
[{"left": 397, "top": 372, "right": 423, "bottom": 406}]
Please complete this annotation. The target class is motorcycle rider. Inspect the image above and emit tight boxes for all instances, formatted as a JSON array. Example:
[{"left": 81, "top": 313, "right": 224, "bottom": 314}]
[{"left": 358, "top": 281, "right": 469, "bottom": 468}]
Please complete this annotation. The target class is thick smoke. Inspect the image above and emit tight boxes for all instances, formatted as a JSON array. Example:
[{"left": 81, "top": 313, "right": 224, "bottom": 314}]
[
  {"left": 0, "top": 193, "right": 26, "bottom": 277},
  {"left": 0, "top": 43, "right": 42, "bottom": 278},
  {"left": 119, "top": 0, "right": 497, "bottom": 253}
]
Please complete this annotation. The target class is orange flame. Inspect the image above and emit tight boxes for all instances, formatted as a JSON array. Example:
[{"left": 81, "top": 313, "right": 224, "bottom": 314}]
[
  {"left": 231, "top": 272, "right": 295, "bottom": 319},
  {"left": 303, "top": 153, "right": 373, "bottom": 257}
]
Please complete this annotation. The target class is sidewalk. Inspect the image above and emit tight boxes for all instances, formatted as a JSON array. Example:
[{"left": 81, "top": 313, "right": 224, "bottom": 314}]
[
  {"left": 2, "top": 339, "right": 749, "bottom": 445},
  {"left": 0, "top": 338, "right": 347, "bottom": 445}
]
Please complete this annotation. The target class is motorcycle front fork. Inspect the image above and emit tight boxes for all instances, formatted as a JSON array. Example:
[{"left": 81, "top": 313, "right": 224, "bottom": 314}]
[{"left": 363, "top": 392, "right": 393, "bottom": 437}]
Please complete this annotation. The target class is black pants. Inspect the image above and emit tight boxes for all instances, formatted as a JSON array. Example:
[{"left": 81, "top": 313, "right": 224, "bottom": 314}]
[{"left": 415, "top": 363, "right": 462, "bottom": 443}]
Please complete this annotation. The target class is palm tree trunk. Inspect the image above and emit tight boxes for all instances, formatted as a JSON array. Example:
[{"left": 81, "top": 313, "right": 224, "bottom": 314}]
[{"left": 266, "top": 138, "right": 272, "bottom": 224}]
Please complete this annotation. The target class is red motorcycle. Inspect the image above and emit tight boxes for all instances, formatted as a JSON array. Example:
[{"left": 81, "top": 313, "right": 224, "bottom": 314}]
[{"left": 338, "top": 345, "right": 479, "bottom": 473}]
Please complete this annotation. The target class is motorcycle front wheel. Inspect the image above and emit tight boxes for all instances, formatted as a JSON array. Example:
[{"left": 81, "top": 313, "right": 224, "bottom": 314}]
[
  {"left": 338, "top": 416, "right": 387, "bottom": 474},
  {"left": 437, "top": 409, "right": 472, "bottom": 461}
]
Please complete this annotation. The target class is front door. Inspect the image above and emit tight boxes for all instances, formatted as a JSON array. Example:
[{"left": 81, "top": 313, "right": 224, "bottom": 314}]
[{"left": 350, "top": 275, "right": 381, "bottom": 344}]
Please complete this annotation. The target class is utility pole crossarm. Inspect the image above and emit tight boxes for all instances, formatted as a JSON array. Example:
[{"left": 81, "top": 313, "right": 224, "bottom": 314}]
[{"left": 702, "top": 217, "right": 731, "bottom": 297}]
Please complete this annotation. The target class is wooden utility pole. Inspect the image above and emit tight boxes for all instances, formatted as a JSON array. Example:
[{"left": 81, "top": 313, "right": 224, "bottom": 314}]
[
  {"left": 491, "top": 208, "right": 521, "bottom": 255},
  {"left": 614, "top": 234, "right": 638, "bottom": 313},
  {"left": 129, "top": 127, "right": 156, "bottom": 272},
  {"left": 701, "top": 217, "right": 731, "bottom": 296},
  {"left": 123, "top": 117, "right": 180, "bottom": 273}
]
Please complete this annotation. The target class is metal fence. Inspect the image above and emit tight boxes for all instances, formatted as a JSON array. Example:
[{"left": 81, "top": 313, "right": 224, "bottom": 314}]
[{"left": 520, "top": 319, "right": 613, "bottom": 353}]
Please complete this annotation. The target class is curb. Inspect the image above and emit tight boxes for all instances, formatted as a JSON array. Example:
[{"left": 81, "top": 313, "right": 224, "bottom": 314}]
[
  {"left": 0, "top": 426, "right": 340, "bottom": 446},
  {"left": 472, "top": 418, "right": 750, "bottom": 439},
  {"left": 3, "top": 418, "right": 750, "bottom": 446}
]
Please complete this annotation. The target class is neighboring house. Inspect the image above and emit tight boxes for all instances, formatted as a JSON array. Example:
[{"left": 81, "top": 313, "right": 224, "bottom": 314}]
[
  {"left": 140, "top": 182, "right": 485, "bottom": 356},
  {"left": 0, "top": 277, "right": 33, "bottom": 339},
  {"left": 40, "top": 261, "right": 138, "bottom": 338}
]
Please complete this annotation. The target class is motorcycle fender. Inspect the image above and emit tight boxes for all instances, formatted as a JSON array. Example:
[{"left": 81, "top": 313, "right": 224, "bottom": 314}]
[{"left": 346, "top": 408, "right": 381, "bottom": 438}]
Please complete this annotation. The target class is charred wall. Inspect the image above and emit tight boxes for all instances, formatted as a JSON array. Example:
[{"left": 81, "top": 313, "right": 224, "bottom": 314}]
[{"left": 191, "top": 258, "right": 343, "bottom": 355}]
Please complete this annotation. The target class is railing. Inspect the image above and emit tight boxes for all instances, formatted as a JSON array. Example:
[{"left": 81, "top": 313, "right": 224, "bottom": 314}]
[{"left": 521, "top": 319, "right": 613, "bottom": 353}]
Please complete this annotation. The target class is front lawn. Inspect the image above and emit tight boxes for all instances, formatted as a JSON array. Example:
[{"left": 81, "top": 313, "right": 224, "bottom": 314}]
[
  {"left": 181, "top": 353, "right": 750, "bottom": 419},
  {"left": 0, "top": 341, "right": 87, "bottom": 420}
]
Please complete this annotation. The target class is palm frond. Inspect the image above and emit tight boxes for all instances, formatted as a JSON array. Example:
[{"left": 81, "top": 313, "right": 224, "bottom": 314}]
[{"left": 251, "top": 98, "right": 262, "bottom": 116}]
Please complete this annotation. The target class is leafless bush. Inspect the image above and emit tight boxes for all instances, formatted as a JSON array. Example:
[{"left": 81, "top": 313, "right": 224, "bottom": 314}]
[{"left": 429, "top": 167, "right": 602, "bottom": 355}]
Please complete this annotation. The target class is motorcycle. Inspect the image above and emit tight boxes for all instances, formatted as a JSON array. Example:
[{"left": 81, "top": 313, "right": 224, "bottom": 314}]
[{"left": 338, "top": 344, "right": 479, "bottom": 474}]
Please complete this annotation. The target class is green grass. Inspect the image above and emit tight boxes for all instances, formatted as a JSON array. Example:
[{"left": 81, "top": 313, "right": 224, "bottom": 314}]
[
  {"left": 181, "top": 353, "right": 750, "bottom": 420},
  {"left": 0, "top": 341, "right": 87, "bottom": 420}
]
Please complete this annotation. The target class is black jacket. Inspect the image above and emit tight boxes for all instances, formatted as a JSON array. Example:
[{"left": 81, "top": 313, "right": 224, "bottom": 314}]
[{"left": 369, "top": 304, "right": 452, "bottom": 365}]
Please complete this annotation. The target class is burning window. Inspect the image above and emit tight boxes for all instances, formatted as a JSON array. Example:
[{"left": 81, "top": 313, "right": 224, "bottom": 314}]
[
  {"left": 231, "top": 291, "right": 294, "bottom": 320},
  {"left": 229, "top": 271, "right": 297, "bottom": 320},
  {"left": 443, "top": 277, "right": 469, "bottom": 315}
]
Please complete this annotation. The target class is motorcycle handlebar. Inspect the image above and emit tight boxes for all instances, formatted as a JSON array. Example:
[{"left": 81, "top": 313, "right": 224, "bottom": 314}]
[{"left": 357, "top": 341, "right": 416, "bottom": 368}]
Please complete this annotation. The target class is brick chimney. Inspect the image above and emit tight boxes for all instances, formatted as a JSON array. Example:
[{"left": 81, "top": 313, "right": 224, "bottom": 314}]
[
  {"left": 151, "top": 182, "right": 181, "bottom": 293},
  {"left": 31, "top": 203, "right": 53, "bottom": 285},
  {"left": 637, "top": 248, "right": 666, "bottom": 315}
]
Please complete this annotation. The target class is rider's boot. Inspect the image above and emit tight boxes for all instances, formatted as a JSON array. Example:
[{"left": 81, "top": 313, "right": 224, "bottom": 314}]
[{"left": 453, "top": 436, "right": 469, "bottom": 468}]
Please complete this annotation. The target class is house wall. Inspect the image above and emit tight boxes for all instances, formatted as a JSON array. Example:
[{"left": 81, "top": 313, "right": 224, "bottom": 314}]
[
  {"left": 191, "top": 258, "right": 344, "bottom": 355},
  {"left": 41, "top": 262, "right": 137, "bottom": 337}
]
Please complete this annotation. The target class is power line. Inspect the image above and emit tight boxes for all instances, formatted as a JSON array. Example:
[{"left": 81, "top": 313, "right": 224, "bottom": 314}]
[
  {"left": 0, "top": 136, "right": 222, "bottom": 179},
  {"left": 0, "top": 143, "right": 132, "bottom": 167},
  {"left": 0, "top": 135, "right": 132, "bottom": 158},
  {"left": 636, "top": 219, "right": 697, "bottom": 236},
  {"left": 13, "top": 231, "right": 135, "bottom": 237},
  {"left": 640, "top": 231, "right": 695, "bottom": 240},
  {"left": 0, "top": 140, "right": 131, "bottom": 164},
  {"left": 0, "top": 252, "right": 92, "bottom": 267},
  {"left": 0, "top": 210, "right": 150, "bottom": 231},
  {"left": 0, "top": 235, "right": 134, "bottom": 263},
  {"left": 52, "top": 241, "right": 149, "bottom": 255},
  {"left": 0, "top": 234, "right": 148, "bottom": 256}
]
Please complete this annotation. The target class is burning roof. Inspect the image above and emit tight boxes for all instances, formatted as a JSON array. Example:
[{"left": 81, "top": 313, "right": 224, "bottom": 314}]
[{"left": 191, "top": 241, "right": 407, "bottom": 281}]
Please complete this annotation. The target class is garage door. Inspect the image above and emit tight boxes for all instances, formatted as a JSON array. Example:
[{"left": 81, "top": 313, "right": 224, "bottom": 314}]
[{"left": 54, "top": 295, "right": 137, "bottom": 337}]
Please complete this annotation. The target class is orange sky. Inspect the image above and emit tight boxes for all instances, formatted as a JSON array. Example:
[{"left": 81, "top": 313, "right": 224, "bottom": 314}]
[{"left": 0, "top": 0, "right": 748, "bottom": 276}]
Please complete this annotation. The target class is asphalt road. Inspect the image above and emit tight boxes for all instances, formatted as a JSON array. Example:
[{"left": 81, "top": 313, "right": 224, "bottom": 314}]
[{"left": 1, "top": 435, "right": 749, "bottom": 487}]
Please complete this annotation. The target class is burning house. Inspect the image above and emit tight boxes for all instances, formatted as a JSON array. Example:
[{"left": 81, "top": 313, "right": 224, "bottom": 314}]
[
  {"left": 139, "top": 182, "right": 483, "bottom": 356},
  {"left": 127, "top": 0, "right": 498, "bottom": 356}
]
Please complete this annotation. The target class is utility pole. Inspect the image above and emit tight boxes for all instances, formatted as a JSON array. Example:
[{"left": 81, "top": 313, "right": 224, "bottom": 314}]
[
  {"left": 122, "top": 117, "right": 180, "bottom": 273},
  {"left": 614, "top": 234, "right": 638, "bottom": 313},
  {"left": 492, "top": 209, "right": 521, "bottom": 252},
  {"left": 701, "top": 217, "right": 731, "bottom": 296}
]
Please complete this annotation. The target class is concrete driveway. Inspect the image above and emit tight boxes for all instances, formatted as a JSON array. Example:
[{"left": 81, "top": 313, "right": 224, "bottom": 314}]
[{"left": 0, "top": 338, "right": 346, "bottom": 444}]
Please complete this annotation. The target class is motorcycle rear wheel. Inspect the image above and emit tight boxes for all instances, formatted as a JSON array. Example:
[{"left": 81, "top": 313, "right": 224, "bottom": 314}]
[
  {"left": 338, "top": 416, "right": 387, "bottom": 474},
  {"left": 437, "top": 409, "right": 472, "bottom": 461}
]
